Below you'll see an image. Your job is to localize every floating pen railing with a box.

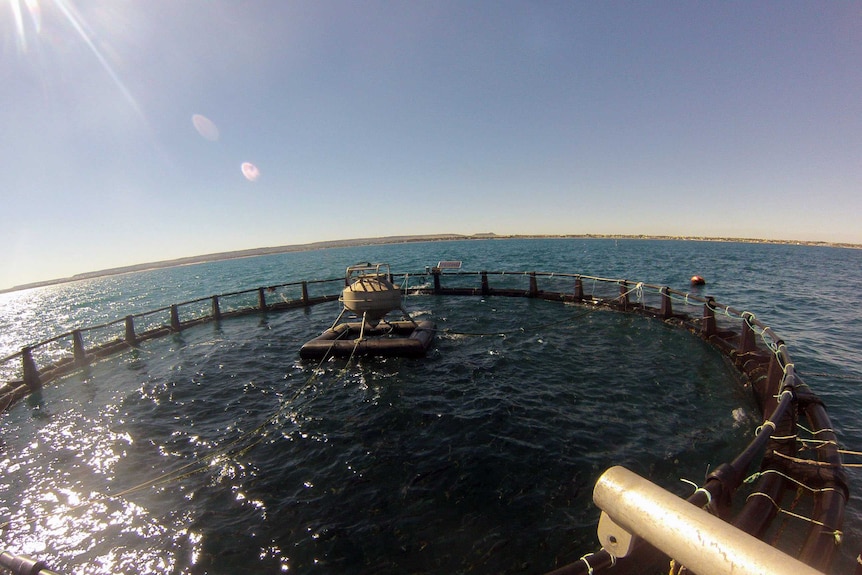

[0,270,795,413]
[0,268,847,572]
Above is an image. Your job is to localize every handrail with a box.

[0,270,791,403]
[592,466,825,575]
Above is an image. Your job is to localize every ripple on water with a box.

[1,297,753,573]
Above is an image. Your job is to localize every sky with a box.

[1,0,860,289]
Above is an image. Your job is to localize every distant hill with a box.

[3,233,859,294]
[2,234,468,293]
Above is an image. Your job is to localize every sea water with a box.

[0,238,860,574]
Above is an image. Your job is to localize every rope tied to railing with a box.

[579,551,614,574]
[744,469,846,496]
[745,490,844,545]
[619,281,644,303]
[755,420,777,436]
[680,477,712,508]
[772,451,860,468]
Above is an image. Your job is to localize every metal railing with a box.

[0,277,343,410]
[0,269,819,434]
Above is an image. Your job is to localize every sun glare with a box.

[52,0,143,117]
[7,0,41,53]
[5,0,144,119]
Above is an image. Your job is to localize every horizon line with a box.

[4,233,860,294]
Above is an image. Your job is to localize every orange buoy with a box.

[690,275,706,286]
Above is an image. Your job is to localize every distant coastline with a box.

[3,233,860,294]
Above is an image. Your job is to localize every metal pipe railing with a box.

[592,466,825,575]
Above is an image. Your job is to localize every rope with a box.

[770,433,798,442]
[618,282,644,301]
[772,451,862,468]
[755,420,777,436]
[746,491,843,544]
[694,487,712,506]
[579,551,614,573]
[679,478,712,507]
[797,423,836,436]
[744,469,846,496]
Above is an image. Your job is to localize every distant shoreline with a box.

[4,233,860,294]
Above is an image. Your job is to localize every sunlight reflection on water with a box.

[0,239,860,573]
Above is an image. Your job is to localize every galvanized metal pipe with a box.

[593,466,825,575]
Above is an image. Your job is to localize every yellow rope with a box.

[746,491,843,544]
[772,451,859,467]
[745,469,845,496]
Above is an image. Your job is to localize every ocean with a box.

[0,238,860,574]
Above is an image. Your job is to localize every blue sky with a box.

[2,1,860,289]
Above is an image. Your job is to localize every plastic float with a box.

[690,275,706,286]
[299,262,435,359]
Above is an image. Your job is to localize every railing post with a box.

[301,282,309,305]
[212,296,222,321]
[703,297,716,338]
[72,330,88,368]
[618,281,629,310]
[574,276,584,301]
[481,272,490,296]
[433,270,441,294]
[258,287,268,311]
[22,347,40,390]
[125,315,137,345]
[170,305,181,332]
[529,272,538,298]
[739,312,757,353]
[660,286,673,319]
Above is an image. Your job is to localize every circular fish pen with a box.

[0,268,848,574]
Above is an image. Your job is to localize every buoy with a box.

[690,275,706,286]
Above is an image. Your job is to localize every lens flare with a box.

[241,162,260,182]
[191,114,219,141]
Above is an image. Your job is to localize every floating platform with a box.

[299,320,436,359]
